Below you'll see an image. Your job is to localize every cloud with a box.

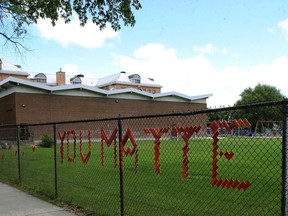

[114,43,288,107]
[194,43,216,55]
[193,43,228,56]
[278,19,288,40]
[115,43,218,105]
[222,48,228,56]
[36,16,119,48]
[62,63,98,78]
[62,63,99,85]
[268,28,275,34]
[62,63,78,74]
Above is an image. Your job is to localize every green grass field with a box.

[0,136,283,216]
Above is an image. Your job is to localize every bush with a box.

[39,133,54,148]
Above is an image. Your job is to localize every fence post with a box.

[118,115,124,216]
[16,125,21,182]
[282,101,288,216]
[53,124,58,198]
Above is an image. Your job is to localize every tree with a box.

[0,0,141,54]
[233,83,286,132]
[234,83,285,106]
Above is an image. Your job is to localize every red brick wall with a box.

[13,93,206,124]
[0,74,29,81]
[0,94,16,125]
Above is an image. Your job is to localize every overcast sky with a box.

[1,0,288,107]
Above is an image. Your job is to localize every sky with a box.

[1,0,288,107]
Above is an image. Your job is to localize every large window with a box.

[128,74,141,84]
[34,73,47,83]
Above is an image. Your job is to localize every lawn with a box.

[0,136,283,216]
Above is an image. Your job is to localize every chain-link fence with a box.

[0,100,287,215]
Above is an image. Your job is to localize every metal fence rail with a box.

[0,100,287,215]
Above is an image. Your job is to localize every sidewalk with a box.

[0,182,75,216]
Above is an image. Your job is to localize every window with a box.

[34,73,47,83]
[70,76,82,84]
[128,74,141,84]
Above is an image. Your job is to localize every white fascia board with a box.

[53,89,104,97]
[0,78,108,96]
[107,88,153,98]
[0,78,106,95]
[0,77,212,103]
[97,80,162,88]
[0,84,49,98]
[0,77,51,93]
[153,91,213,102]
[105,93,152,100]
[51,84,108,96]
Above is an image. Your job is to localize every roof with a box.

[0,58,29,76]
[96,71,162,88]
[28,72,98,86]
[0,58,22,71]
[0,77,212,103]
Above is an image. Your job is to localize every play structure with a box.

[254,121,282,137]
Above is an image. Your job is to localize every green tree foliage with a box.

[233,83,286,132]
[234,83,284,106]
[0,0,141,53]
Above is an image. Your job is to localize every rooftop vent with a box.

[15,65,22,69]
[77,74,84,78]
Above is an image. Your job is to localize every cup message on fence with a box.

[56,118,252,191]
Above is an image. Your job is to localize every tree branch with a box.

[0,32,31,56]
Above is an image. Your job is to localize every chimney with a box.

[56,69,66,86]
[0,59,2,70]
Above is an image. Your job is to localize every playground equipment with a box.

[254,121,282,137]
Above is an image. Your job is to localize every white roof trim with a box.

[0,77,212,103]
[0,70,29,76]
[153,91,212,101]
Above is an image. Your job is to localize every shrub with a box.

[39,133,54,148]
